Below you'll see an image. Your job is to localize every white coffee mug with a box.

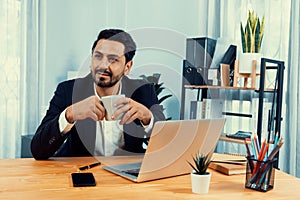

[101,94,125,120]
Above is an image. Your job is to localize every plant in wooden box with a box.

[188,152,212,194]
[239,10,265,74]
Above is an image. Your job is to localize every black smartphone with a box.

[71,172,96,187]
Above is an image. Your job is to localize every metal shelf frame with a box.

[180,58,285,167]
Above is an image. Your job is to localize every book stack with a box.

[190,99,224,119]
[209,153,247,175]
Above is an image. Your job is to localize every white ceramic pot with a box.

[190,171,211,194]
[238,53,262,74]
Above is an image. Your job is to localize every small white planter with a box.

[190,171,211,194]
[238,53,262,74]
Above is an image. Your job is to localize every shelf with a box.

[184,85,258,90]
[222,112,252,118]
[219,136,246,144]
[181,57,284,168]
[181,59,284,142]
[184,85,276,92]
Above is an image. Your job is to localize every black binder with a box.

[184,37,217,85]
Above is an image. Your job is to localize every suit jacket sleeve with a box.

[30,81,73,160]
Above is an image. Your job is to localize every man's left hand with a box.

[112,97,152,125]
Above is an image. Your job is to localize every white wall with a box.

[39,0,209,120]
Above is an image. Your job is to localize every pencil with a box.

[267,140,283,161]
[244,138,252,157]
[262,143,269,161]
[254,134,260,153]
[258,139,266,161]
[274,132,279,145]
[251,135,259,159]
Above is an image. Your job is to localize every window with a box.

[0,0,21,158]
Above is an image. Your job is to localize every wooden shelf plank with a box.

[184,85,275,92]
[184,85,257,90]
[219,136,245,144]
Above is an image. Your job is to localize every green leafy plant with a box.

[139,73,172,120]
[140,73,173,147]
[240,10,265,53]
[188,152,211,175]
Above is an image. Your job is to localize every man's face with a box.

[91,39,131,88]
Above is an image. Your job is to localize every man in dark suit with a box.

[31,29,165,160]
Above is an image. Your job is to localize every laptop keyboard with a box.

[123,168,140,177]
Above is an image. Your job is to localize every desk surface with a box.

[0,156,299,199]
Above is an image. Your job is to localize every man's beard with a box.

[92,69,123,88]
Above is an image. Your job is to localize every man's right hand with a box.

[65,96,106,123]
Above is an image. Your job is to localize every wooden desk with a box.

[0,156,299,199]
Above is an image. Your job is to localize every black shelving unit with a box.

[180,58,285,168]
[257,58,285,144]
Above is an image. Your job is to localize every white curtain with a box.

[282,0,300,178]
[0,0,21,158]
[20,0,40,138]
[0,0,39,158]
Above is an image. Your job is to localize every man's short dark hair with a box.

[91,29,136,63]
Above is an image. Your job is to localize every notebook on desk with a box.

[103,118,226,182]
[209,153,247,175]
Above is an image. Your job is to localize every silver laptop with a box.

[103,118,226,182]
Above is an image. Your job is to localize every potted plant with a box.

[188,152,212,194]
[139,73,172,120]
[239,10,265,74]
[139,73,173,147]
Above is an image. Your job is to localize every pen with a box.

[78,162,101,171]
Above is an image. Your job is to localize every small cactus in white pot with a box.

[188,152,212,194]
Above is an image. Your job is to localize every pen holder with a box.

[245,156,276,192]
